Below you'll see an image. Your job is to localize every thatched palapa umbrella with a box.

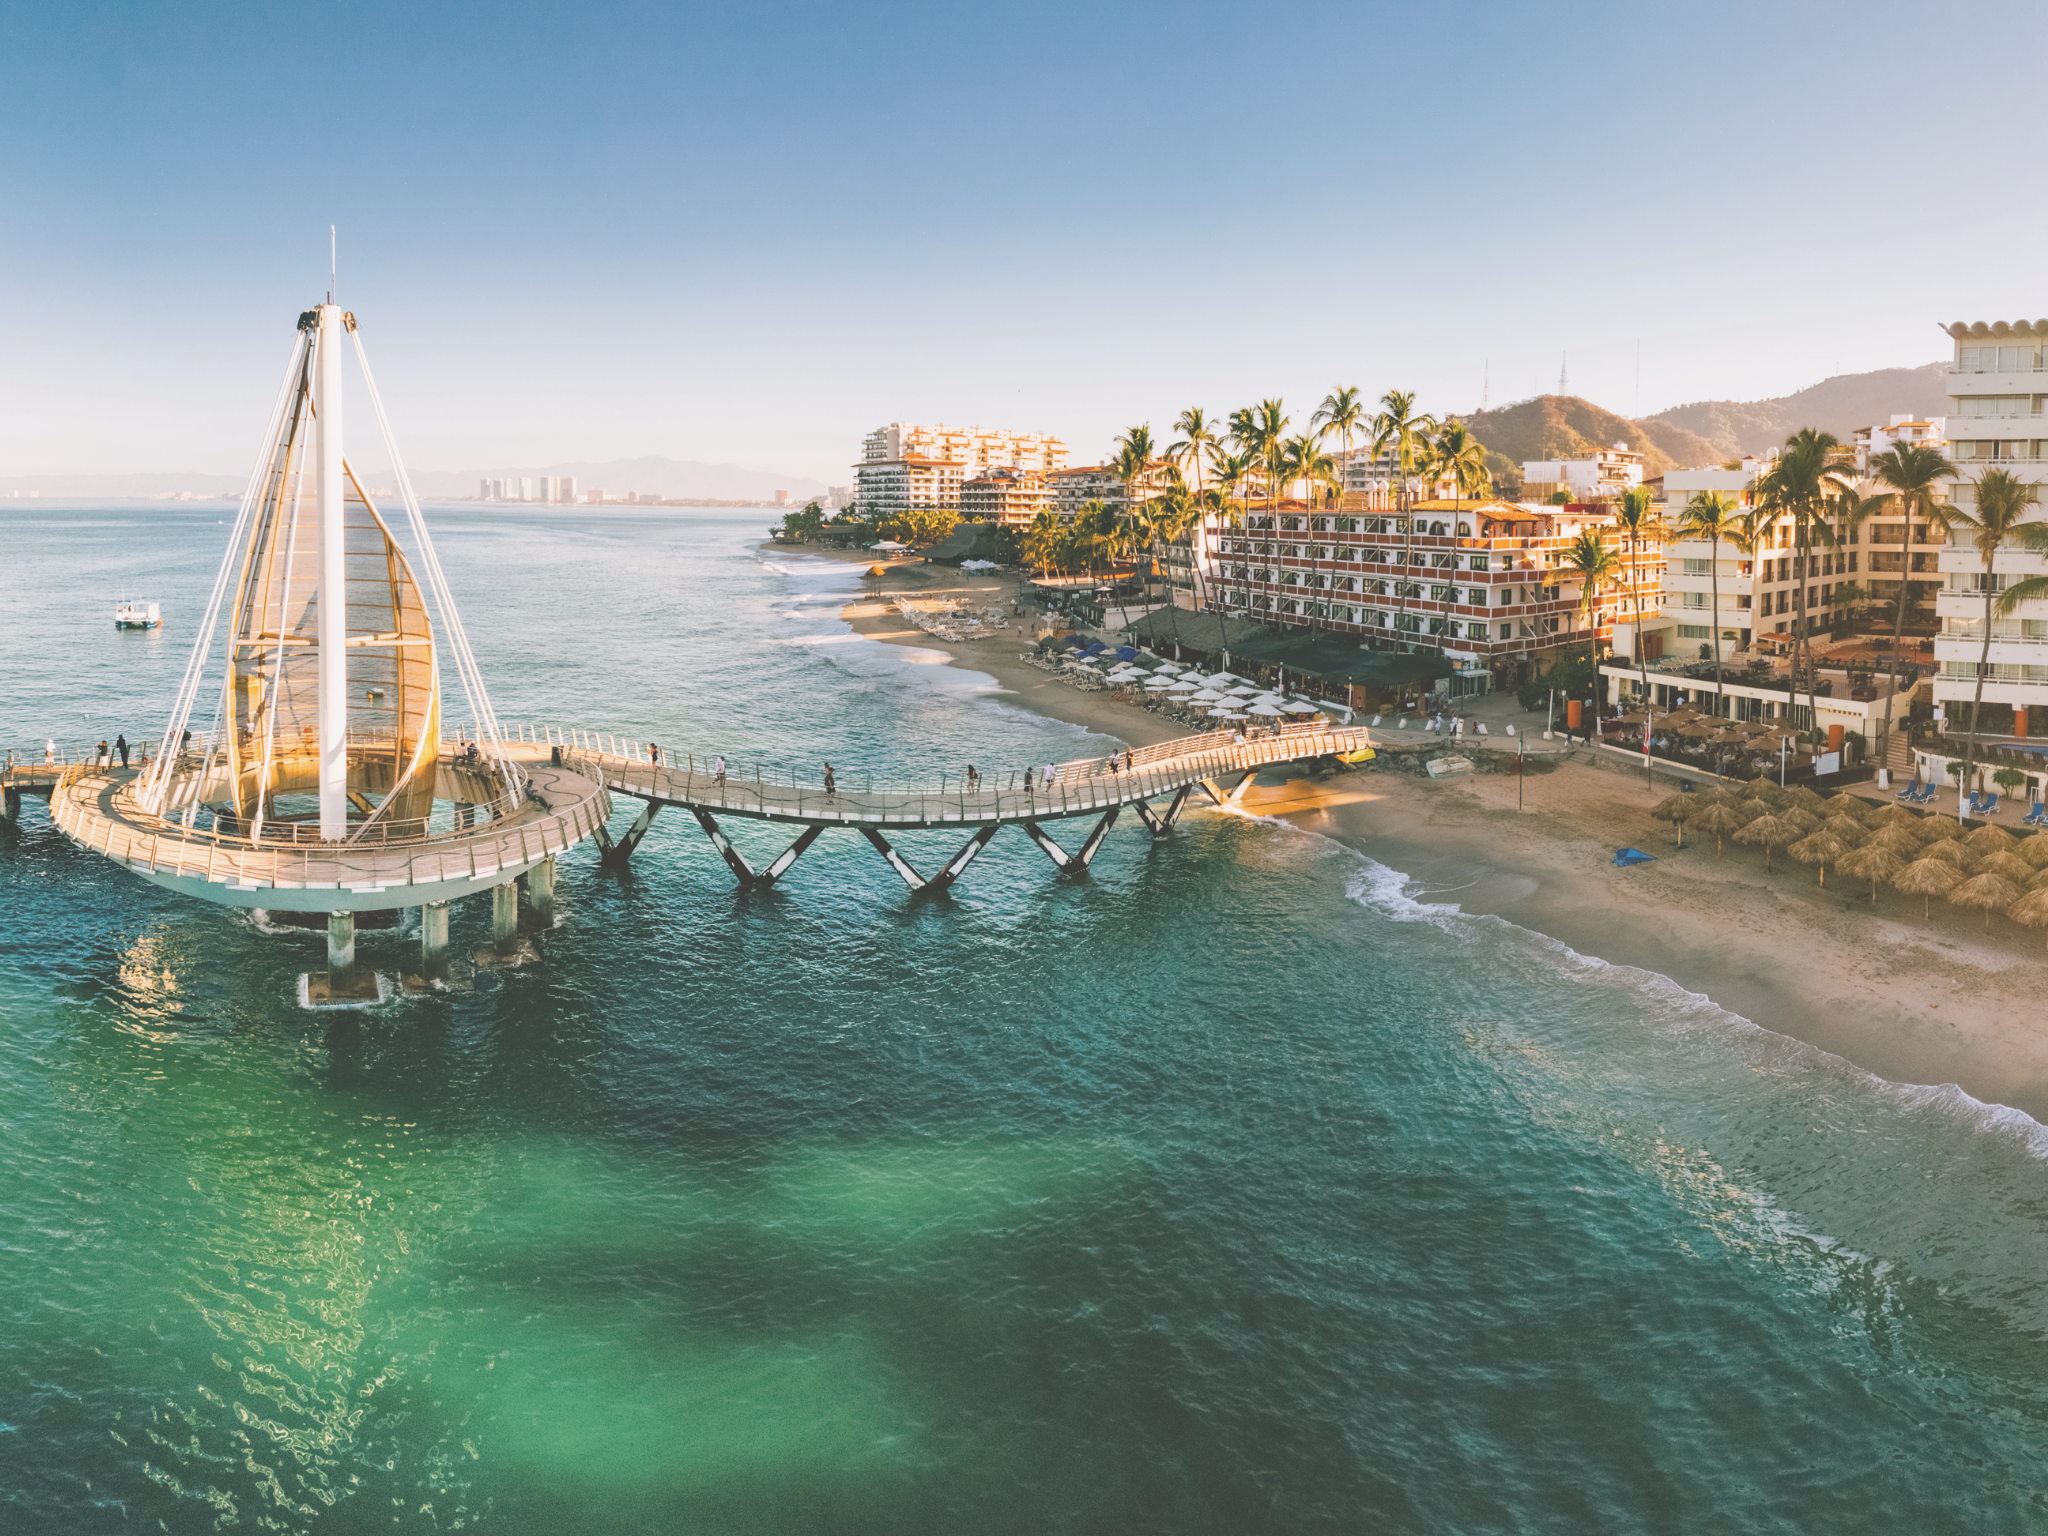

[2018,835,2048,869]
[1920,838,1973,870]
[1918,818,1965,844]
[1869,804,1924,832]
[1964,824,2018,858]
[1974,851,2034,884]
[2026,865,2048,892]
[1692,801,1749,856]
[1819,815,1868,848]
[1786,785,1829,815]
[1824,793,1873,821]
[1735,813,1799,872]
[2008,886,2048,948]
[1653,792,1702,847]
[1950,872,2022,933]
[1780,807,1822,836]
[1893,856,1963,920]
[1788,831,1847,886]
[1869,822,1924,856]
[1838,843,1906,903]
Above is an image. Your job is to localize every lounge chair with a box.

[2023,801,2046,826]
[1906,781,1935,805]
[1982,792,2001,817]
[1896,779,1919,800]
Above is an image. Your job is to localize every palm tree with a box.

[1312,386,1367,508]
[1284,434,1339,630]
[1167,408,1218,496]
[1671,490,1749,717]
[1371,390,1438,648]
[1432,420,1493,503]
[1210,449,1255,614]
[1113,423,1156,512]
[1864,440,1958,768]
[1757,429,1852,751]
[1562,529,1616,662]
[1944,468,2048,810]
[1612,485,1662,717]
[1022,507,1064,577]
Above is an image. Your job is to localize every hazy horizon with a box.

[3,0,2036,482]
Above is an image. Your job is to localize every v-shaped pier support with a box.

[696,809,821,888]
[1130,784,1195,838]
[1198,771,1258,809]
[1022,806,1120,872]
[595,800,662,865]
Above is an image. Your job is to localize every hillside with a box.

[1645,363,1951,460]
[1455,396,1720,480]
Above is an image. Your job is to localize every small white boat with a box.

[114,600,162,630]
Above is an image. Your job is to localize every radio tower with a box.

[1558,353,1569,397]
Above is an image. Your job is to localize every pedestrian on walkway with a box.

[1024,767,1035,795]
[713,755,727,785]
[966,764,979,791]
[45,739,56,764]
[823,762,836,798]
[97,739,109,768]
[116,734,129,768]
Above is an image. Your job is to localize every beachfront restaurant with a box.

[1598,655,1905,768]
[1124,610,1446,711]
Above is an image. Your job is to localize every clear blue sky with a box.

[1,0,2034,481]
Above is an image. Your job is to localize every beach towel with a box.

[1613,848,1656,867]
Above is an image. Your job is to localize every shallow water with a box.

[4,503,2048,1533]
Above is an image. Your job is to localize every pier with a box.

[521,717,1374,893]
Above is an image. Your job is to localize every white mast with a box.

[315,304,348,839]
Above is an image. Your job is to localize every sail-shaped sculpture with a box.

[52,303,610,996]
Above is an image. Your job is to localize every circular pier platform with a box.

[49,743,609,912]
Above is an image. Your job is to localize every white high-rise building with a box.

[1926,318,2048,799]
[854,423,1066,513]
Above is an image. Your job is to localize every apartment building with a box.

[854,422,1066,514]
[1198,498,1641,680]
[1520,445,1644,503]
[1853,414,1946,473]
[959,467,1047,526]
[1044,461,1175,521]
[1931,318,2048,761]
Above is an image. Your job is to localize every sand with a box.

[791,540,2048,1121]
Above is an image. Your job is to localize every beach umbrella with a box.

[1869,823,1923,856]
[1154,662,1183,674]
[1735,813,1799,872]
[1838,842,1906,902]
[1779,807,1822,835]
[1825,793,1874,822]
[1691,801,1748,855]
[1964,824,2018,857]
[1949,872,2022,933]
[1144,677,1177,691]
[1677,721,1717,739]
[1920,838,1973,870]
[1869,804,1924,831]
[1916,817,1964,843]
[1187,689,1225,703]
[2028,867,2048,892]
[1819,815,1868,848]
[1282,700,1320,714]
[1165,679,1199,692]
[2020,835,2048,869]
[1652,791,1701,847]
[1893,856,1963,920]
[1246,702,1283,717]
[1785,785,1828,813]
[1743,775,1785,805]
[1974,850,2034,884]
[2008,886,2048,948]
[1788,831,1847,886]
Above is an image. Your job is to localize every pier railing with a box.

[533,719,1370,827]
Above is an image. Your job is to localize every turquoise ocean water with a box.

[5,502,2048,1533]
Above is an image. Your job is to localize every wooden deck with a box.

[44,743,610,912]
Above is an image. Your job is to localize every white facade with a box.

[1521,445,1644,503]
[860,423,1067,476]
[1933,319,2048,743]
[1852,415,1946,473]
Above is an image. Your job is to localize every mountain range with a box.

[0,456,830,503]
[1458,362,1953,479]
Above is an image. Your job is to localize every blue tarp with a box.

[1613,848,1656,867]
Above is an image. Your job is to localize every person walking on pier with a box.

[1023,766,1035,796]
[96,739,109,768]
[966,764,978,792]
[713,755,727,786]
[823,762,836,798]
[116,734,129,768]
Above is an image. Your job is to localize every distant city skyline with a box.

[2,0,2039,483]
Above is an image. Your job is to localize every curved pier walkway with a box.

[537,719,1374,893]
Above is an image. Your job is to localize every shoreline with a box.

[789,540,2048,1124]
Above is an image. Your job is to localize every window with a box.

[1468,588,1486,605]
[1468,553,1491,571]
[1681,558,1713,576]
[1433,553,1455,567]
[1430,583,1455,601]
[1681,592,1709,609]
[1678,624,1712,639]
[1498,622,1513,639]
[1468,621,1490,639]
[1428,617,1450,635]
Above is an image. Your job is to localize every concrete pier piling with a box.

[528,855,556,923]
[420,901,449,980]
[328,910,355,986]
[3,786,19,825]
[492,880,519,953]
